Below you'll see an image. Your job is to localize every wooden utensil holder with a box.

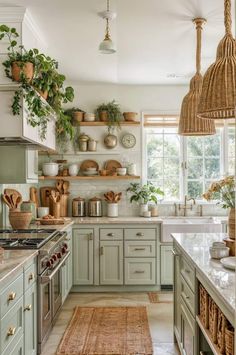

[60,194,69,217]
[52,202,61,219]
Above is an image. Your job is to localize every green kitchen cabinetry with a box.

[160,245,173,285]
[62,228,73,302]
[73,228,94,285]
[24,283,37,355]
[100,240,123,285]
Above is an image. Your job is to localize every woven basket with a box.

[217,310,229,353]
[123,112,138,122]
[73,111,84,123]
[225,326,235,355]
[199,284,209,328]
[9,211,32,229]
[209,297,218,343]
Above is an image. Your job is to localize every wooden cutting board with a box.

[30,187,39,207]
[40,187,57,207]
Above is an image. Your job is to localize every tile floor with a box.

[41,292,180,355]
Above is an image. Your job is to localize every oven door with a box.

[51,266,62,321]
[38,274,52,350]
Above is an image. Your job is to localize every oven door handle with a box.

[40,252,71,284]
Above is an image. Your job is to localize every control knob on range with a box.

[52,254,57,261]
[45,259,52,267]
[63,243,68,250]
[57,252,62,259]
[61,247,66,254]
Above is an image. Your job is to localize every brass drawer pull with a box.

[134,270,145,274]
[100,246,104,255]
[136,233,144,237]
[8,292,16,301]
[107,233,114,237]
[24,304,32,311]
[134,248,146,251]
[7,327,16,336]
[88,233,93,240]
[28,273,34,281]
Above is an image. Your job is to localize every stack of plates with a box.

[220,257,236,270]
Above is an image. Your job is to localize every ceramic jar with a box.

[107,203,118,217]
[88,139,97,151]
[128,163,137,176]
[140,203,148,217]
[69,163,79,176]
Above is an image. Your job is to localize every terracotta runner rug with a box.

[56,306,153,355]
[147,292,173,304]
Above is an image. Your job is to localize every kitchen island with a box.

[172,232,235,355]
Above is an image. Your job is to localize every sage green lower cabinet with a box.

[100,241,123,285]
[181,302,195,355]
[62,230,73,302]
[124,258,155,285]
[173,247,181,345]
[24,283,37,355]
[73,229,94,285]
[161,245,173,285]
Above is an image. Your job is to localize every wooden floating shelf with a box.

[39,175,140,181]
[196,316,221,355]
[79,121,140,126]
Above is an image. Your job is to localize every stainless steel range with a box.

[0,228,71,354]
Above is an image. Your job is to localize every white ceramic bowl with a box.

[42,163,58,176]
[209,246,230,259]
[86,167,97,172]
[37,207,49,218]
[116,168,127,176]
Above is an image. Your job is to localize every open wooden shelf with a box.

[79,121,140,126]
[39,175,140,181]
[196,316,221,355]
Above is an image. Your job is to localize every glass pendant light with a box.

[178,18,216,135]
[99,0,116,54]
[198,0,236,119]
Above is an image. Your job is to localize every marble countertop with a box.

[0,249,38,286]
[172,233,235,315]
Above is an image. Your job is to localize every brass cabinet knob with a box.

[7,327,16,336]
[107,233,114,237]
[24,304,32,311]
[88,233,93,240]
[8,292,16,301]
[136,232,144,237]
[28,273,34,281]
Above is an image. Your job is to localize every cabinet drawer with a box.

[124,228,156,240]
[100,228,123,240]
[0,274,23,318]
[0,298,23,354]
[125,258,156,285]
[125,241,156,257]
[24,261,37,291]
[181,276,195,316]
[181,257,195,292]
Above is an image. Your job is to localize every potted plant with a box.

[203,176,235,239]
[95,100,122,131]
[64,107,85,125]
[127,182,164,216]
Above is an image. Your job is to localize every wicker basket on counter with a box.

[199,284,209,328]
[217,310,229,354]
[209,297,218,343]
[225,326,234,355]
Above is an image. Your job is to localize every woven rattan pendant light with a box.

[198,0,236,119]
[178,18,216,135]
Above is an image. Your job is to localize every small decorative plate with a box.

[220,256,236,270]
[121,133,136,148]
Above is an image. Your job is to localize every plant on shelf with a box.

[127,182,164,216]
[64,107,85,125]
[203,176,235,239]
[95,100,122,132]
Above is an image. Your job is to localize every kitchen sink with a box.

[161,217,223,242]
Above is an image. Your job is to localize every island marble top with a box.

[172,233,235,316]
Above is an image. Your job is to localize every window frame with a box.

[142,111,235,203]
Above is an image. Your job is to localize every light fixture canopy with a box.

[99,0,116,54]
[178,18,216,136]
[198,0,236,119]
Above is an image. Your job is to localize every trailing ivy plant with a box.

[95,100,122,132]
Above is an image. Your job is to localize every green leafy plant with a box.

[127,182,164,204]
[95,100,122,132]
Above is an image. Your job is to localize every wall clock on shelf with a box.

[121,133,136,148]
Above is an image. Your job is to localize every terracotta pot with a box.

[72,111,84,124]
[100,110,108,122]
[9,211,32,229]
[11,61,34,82]
[228,208,235,239]
[39,90,48,100]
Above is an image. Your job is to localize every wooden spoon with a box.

[63,181,70,194]
[2,194,14,209]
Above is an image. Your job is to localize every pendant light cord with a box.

[194,19,204,74]
[225,0,232,35]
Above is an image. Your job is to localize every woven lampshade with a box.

[198,0,236,119]
[178,18,216,136]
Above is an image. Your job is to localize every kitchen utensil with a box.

[2,194,14,209]
[116,167,127,176]
[72,197,86,217]
[104,160,122,172]
[37,207,50,218]
[4,189,22,209]
[9,211,32,229]
[69,164,79,176]
[88,139,97,151]
[88,197,102,217]
[220,256,236,270]
[107,203,118,218]
[209,246,230,259]
[42,162,59,176]
[21,201,37,221]
[56,180,64,194]
[40,187,57,207]
[30,187,39,207]
[104,133,117,149]
[80,160,99,172]
[63,181,70,194]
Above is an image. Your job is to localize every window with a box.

[144,114,235,201]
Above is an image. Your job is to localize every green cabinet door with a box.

[73,229,94,285]
[100,241,123,285]
[161,245,173,285]
[173,246,181,346]
[24,283,37,355]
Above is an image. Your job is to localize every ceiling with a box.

[1,0,236,84]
